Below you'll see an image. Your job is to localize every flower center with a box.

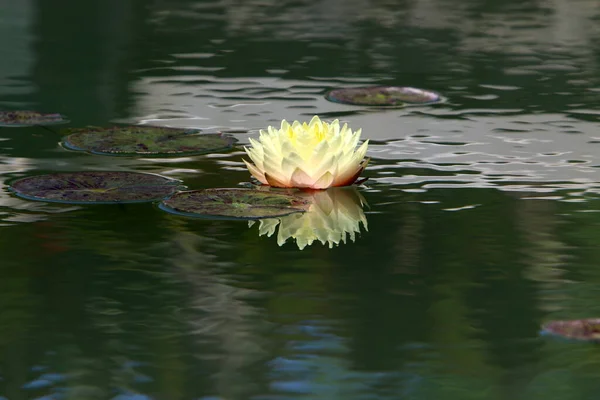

[314,127,326,142]
[286,124,328,145]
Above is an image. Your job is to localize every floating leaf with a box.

[62,125,238,157]
[159,188,311,220]
[325,86,442,107]
[0,110,69,127]
[541,318,600,342]
[9,171,181,204]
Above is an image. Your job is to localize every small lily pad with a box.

[159,188,311,220]
[541,318,600,342]
[325,86,442,107]
[62,125,237,157]
[9,171,181,204]
[0,110,69,127]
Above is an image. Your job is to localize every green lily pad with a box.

[61,125,238,157]
[159,188,311,220]
[325,86,442,107]
[9,171,182,204]
[541,318,600,342]
[0,110,69,127]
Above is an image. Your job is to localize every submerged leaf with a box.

[541,318,600,342]
[0,110,69,127]
[9,171,181,204]
[62,125,238,157]
[159,188,311,220]
[325,86,442,107]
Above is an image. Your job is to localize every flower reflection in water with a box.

[249,187,368,250]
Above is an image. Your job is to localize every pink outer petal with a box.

[264,173,291,188]
[332,158,370,187]
[290,168,317,188]
[243,159,268,185]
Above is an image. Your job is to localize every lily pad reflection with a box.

[325,86,442,107]
[9,171,181,204]
[248,187,368,250]
[541,318,600,342]
[160,188,311,220]
[62,125,237,157]
[0,110,69,127]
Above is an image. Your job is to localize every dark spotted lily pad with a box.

[325,86,442,107]
[541,318,600,342]
[0,110,69,127]
[159,188,311,220]
[62,125,237,157]
[9,171,181,204]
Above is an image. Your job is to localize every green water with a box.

[2,0,600,398]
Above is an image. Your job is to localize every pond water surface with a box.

[2,0,600,399]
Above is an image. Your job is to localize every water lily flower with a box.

[248,187,368,250]
[244,116,369,189]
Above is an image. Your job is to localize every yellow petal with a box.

[308,115,322,130]
[281,152,306,177]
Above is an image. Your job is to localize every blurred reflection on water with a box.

[2,0,600,398]
[248,187,368,250]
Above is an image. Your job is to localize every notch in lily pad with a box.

[159,188,311,220]
[0,110,70,127]
[541,318,600,342]
[61,125,238,157]
[325,86,442,107]
[9,171,182,204]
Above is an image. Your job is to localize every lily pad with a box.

[0,110,69,127]
[62,125,238,157]
[159,188,311,220]
[325,86,442,107]
[9,171,181,204]
[541,318,600,342]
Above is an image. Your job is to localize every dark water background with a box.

[2,0,600,398]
